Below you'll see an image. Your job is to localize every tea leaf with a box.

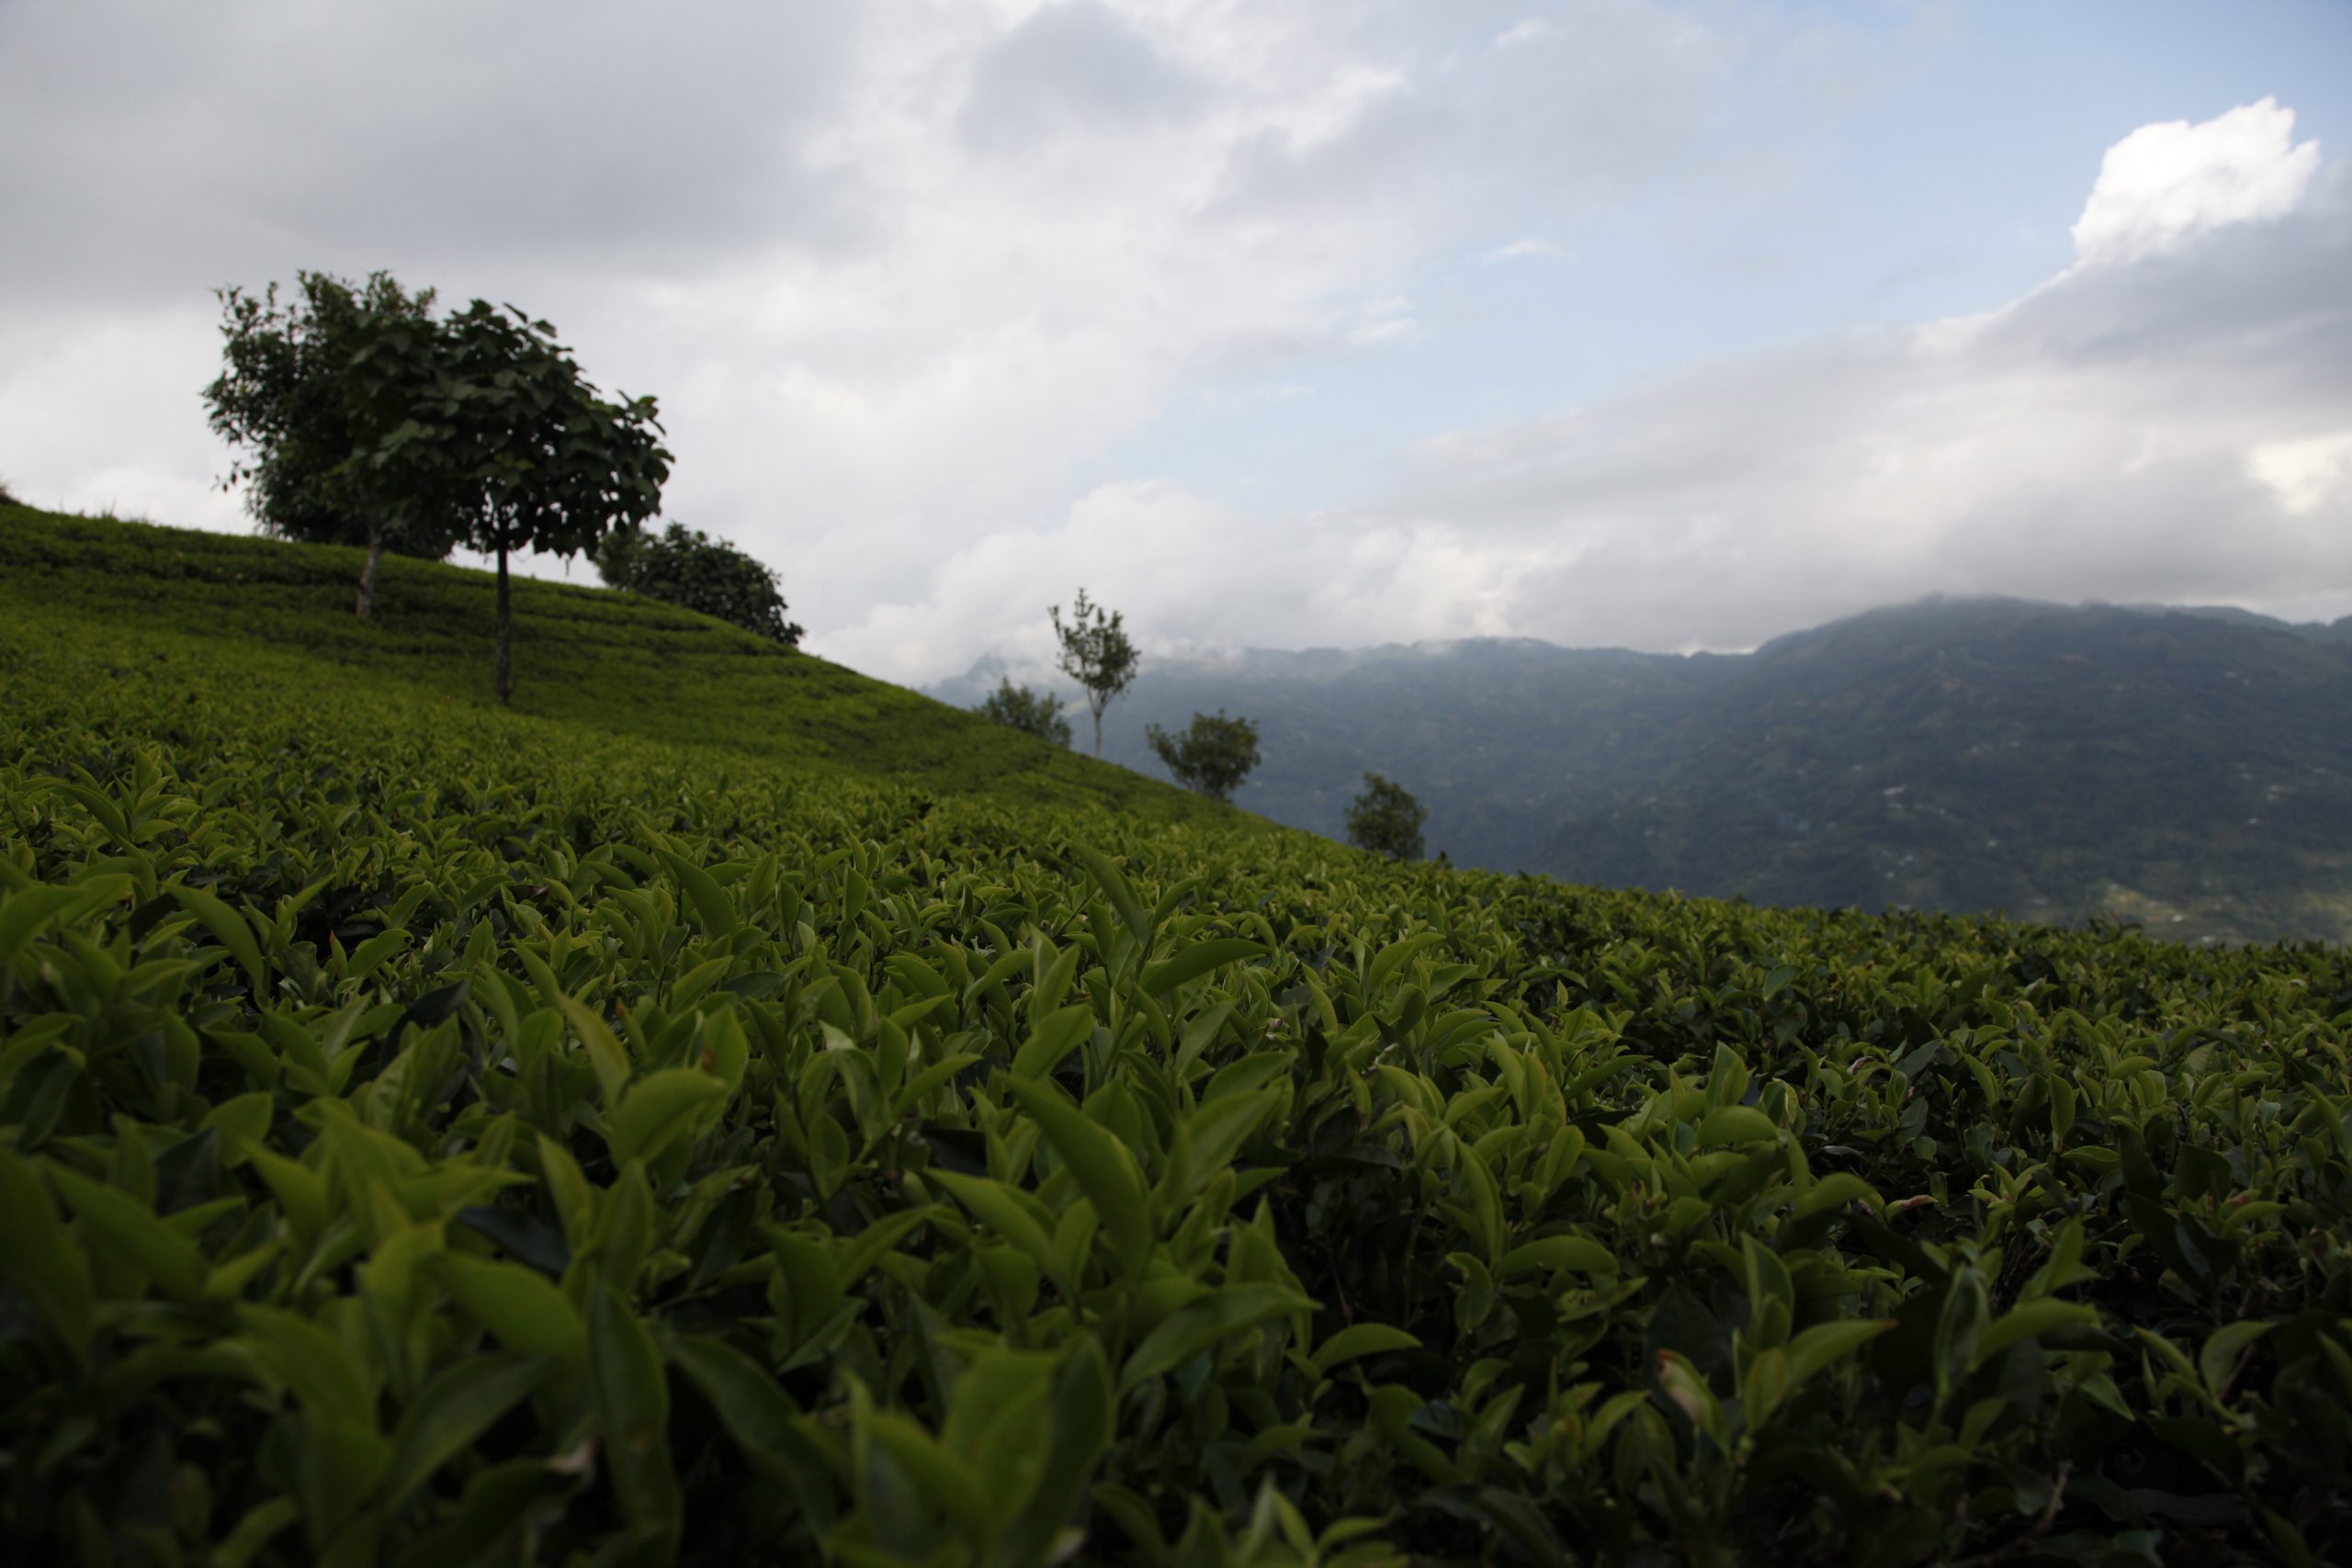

[1121,1283,1315,1392]
[589,1282,680,1550]
[0,1148,94,1362]
[1001,1077,1151,1272]
[384,1351,550,1508]
[1143,938,1267,998]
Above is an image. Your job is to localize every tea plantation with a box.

[4,505,2350,1566]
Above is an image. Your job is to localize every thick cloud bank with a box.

[2,2,2345,682]
[879,102,2352,682]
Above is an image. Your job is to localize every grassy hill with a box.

[0,503,1239,828]
[5,505,2352,1565]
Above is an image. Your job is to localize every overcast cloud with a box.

[2,3,2347,684]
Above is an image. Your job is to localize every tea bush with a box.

[3,509,2351,1566]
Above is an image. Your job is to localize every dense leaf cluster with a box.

[978,678,1075,749]
[4,513,2352,1566]
[597,523,803,648]
[202,269,460,568]
[1345,773,1426,863]
[1146,711,1262,803]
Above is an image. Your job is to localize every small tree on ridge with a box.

[1147,710,1261,802]
[976,678,1073,747]
[1050,589,1138,756]
[1346,772,1426,860]
[598,521,802,646]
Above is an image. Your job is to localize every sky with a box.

[4,0,2349,686]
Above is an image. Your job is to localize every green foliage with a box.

[4,504,2352,1565]
[341,296,671,704]
[976,677,1073,748]
[1147,710,1262,803]
[1345,773,1426,861]
[1052,589,1140,757]
[597,522,803,647]
[202,270,463,615]
[0,506,1240,828]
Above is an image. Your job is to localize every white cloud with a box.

[0,306,240,529]
[6,9,2346,691]
[836,479,1544,686]
[2071,97,2321,268]
[1478,237,1560,263]
[3,0,1768,677]
[883,108,2352,678]
[2250,431,2352,514]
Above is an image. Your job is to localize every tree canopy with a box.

[598,522,802,647]
[341,298,670,703]
[1345,771,1427,860]
[1146,709,1261,802]
[202,270,463,616]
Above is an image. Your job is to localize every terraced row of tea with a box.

[2,509,2349,1565]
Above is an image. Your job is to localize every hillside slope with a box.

[1545,598,2352,944]
[939,600,2352,944]
[936,640,1739,869]
[6,504,2352,1562]
[0,504,1242,829]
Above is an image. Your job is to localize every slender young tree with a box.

[202,270,463,617]
[342,301,670,704]
[1049,589,1139,757]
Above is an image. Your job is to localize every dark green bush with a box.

[1345,772,1426,861]
[977,676,1074,747]
[598,521,802,647]
[1146,710,1261,802]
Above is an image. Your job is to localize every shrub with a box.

[598,522,802,646]
[1345,770,1427,860]
[975,676,1073,746]
[1146,708,1261,801]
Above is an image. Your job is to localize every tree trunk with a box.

[1091,703,1103,757]
[494,542,514,705]
[355,522,385,620]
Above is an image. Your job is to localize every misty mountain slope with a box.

[1545,599,2352,942]
[936,639,1740,868]
[933,596,2352,942]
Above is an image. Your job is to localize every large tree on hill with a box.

[203,270,468,617]
[342,299,670,704]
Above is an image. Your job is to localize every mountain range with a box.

[929,597,2352,944]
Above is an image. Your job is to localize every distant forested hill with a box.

[932,598,2352,943]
